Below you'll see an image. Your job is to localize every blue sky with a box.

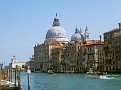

[0,0,121,65]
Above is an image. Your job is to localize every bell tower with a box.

[11,55,17,62]
[84,26,90,41]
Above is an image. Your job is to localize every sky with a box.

[0,0,121,65]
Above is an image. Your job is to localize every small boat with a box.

[86,68,106,78]
[47,70,54,74]
[1,80,18,87]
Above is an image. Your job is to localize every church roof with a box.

[85,40,104,46]
[71,27,84,42]
[45,14,69,43]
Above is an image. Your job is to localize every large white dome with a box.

[45,14,69,42]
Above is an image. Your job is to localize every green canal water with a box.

[21,72,121,90]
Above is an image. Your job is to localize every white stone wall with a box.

[12,62,25,70]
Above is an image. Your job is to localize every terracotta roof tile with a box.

[85,40,104,46]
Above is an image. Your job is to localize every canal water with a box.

[21,72,121,90]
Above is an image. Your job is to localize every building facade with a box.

[61,41,83,73]
[82,40,104,72]
[51,44,66,72]
[103,23,121,73]
[34,40,66,72]
[25,55,34,71]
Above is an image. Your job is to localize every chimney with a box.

[99,35,102,43]
[118,23,121,29]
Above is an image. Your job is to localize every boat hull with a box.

[47,70,54,74]
[86,74,106,79]
[87,74,100,78]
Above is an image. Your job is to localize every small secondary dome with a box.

[71,27,84,42]
[45,14,69,43]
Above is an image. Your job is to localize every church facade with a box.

[9,55,26,70]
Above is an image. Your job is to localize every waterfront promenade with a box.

[21,72,121,90]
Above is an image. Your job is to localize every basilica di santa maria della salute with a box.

[31,13,102,73]
[25,14,121,73]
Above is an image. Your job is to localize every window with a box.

[22,65,25,68]
[78,53,79,56]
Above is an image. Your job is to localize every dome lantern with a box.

[53,13,60,26]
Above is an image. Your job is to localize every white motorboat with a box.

[47,70,54,74]
[86,68,106,78]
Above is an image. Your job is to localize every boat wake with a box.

[106,75,120,77]
[99,76,111,79]
[99,75,117,79]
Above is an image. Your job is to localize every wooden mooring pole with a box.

[27,66,31,90]
[10,68,13,82]
[18,67,21,90]
[0,67,1,90]
[15,66,17,87]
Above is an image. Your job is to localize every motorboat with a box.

[47,70,54,74]
[86,68,106,78]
